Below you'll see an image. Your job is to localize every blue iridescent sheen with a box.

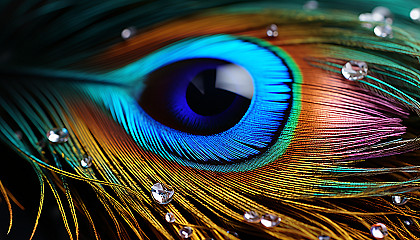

[98,35,301,171]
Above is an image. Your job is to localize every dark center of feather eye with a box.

[139,58,254,135]
[186,68,251,116]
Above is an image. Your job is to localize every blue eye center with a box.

[139,58,253,135]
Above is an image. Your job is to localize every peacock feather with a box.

[1,0,420,239]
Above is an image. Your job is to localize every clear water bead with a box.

[303,0,318,10]
[370,223,388,239]
[121,27,137,40]
[359,13,374,22]
[151,182,174,204]
[358,13,375,28]
[341,61,368,81]
[318,235,331,240]
[374,24,393,38]
[391,195,410,205]
[165,212,176,223]
[410,8,420,22]
[80,155,93,168]
[178,226,193,238]
[227,230,239,237]
[46,128,69,143]
[260,213,281,228]
[403,218,414,226]
[243,210,261,223]
[266,24,278,37]
[372,6,393,23]
[359,7,393,29]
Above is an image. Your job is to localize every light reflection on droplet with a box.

[303,0,318,10]
[80,155,93,168]
[165,212,176,223]
[151,182,174,204]
[391,195,410,206]
[359,13,375,28]
[266,24,278,37]
[341,61,368,81]
[227,230,239,238]
[359,13,374,22]
[372,6,392,23]
[410,8,420,22]
[178,226,193,238]
[318,235,331,240]
[243,210,261,223]
[46,128,69,143]
[260,213,281,228]
[402,217,414,226]
[374,24,393,38]
[370,223,388,239]
[359,6,393,29]
[121,26,137,40]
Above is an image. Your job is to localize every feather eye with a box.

[95,35,300,170]
[1,1,420,240]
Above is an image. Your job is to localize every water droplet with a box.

[260,213,281,228]
[266,24,278,37]
[358,13,375,28]
[80,155,93,168]
[359,7,393,29]
[370,223,388,239]
[151,182,174,204]
[384,18,393,25]
[46,128,69,143]
[227,230,239,237]
[372,6,393,23]
[303,0,318,10]
[410,8,420,22]
[165,212,176,223]
[341,61,368,81]
[318,235,331,240]
[392,195,410,205]
[359,13,374,22]
[121,27,137,40]
[178,226,193,238]
[243,210,261,223]
[374,24,393,38]
[402,217,414,226]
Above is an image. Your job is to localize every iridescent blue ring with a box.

[104,34,302,172]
